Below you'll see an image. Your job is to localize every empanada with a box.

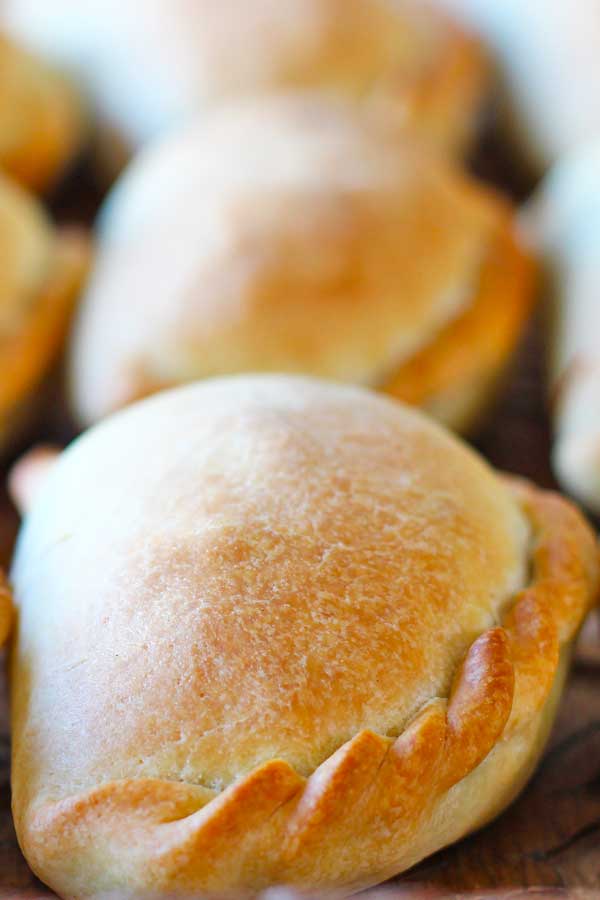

[10,375,599,897]
[0,171,88,453]
[69,94,535,432]
[2,0,487,163]
[0,34,85,191]
[436,0,600,171]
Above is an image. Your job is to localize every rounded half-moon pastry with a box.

[0,171,88,453]
[69,94,535,432]
[436,0,600,172]
[2,0,487,163]
[10,375,599,897]
[0,33,85,192]
[526,139,600,513]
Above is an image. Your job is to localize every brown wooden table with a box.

[0,138,598,898]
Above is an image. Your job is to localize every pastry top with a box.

[0,172,54,335]
[70,94,511,425]
[0,35,84,191]
[2,0,486,152]
[12,375,530,809]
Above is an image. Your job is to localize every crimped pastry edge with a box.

[16,477,599,898]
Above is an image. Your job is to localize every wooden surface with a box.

[0,144,599,898]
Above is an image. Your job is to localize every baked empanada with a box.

[0,34,85,191]
[10,375,599,897]
[0,171,88,452]
[69,94,535,432]
[2,0,487,163]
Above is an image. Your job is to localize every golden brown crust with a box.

[382,215,537,430]
[10,380,598,897]
[17,479,598,895]
[0,228,90,453]
[502,479,599,727]
[0,36,86,192]
[15,378,530,803]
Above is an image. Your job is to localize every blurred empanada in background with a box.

[69,94,535,432]
[0,33,85,192]
[435,0,600,172]
[0,172,88,454]
[2,0,488,171]
[528,139,600,514]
